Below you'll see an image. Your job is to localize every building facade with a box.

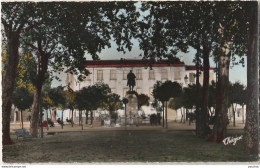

[66,59,215,99]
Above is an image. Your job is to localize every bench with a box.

[15,129,32,140]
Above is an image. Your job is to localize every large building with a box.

[66,59,215,99]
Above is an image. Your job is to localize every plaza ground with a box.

[3,121,258,163]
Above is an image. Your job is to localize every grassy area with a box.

[3,130,258,163]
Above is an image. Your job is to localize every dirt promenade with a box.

[9,120,245,134]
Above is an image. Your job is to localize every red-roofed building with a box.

[66,59,216,99]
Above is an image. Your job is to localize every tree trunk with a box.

[245,4,258,155]
[195,48,201,136]
[242,105,244,124]
[165,101,168,129]
[85,110,89,124]
[162,102,165,128]
[61,110,64,129]
[30,88,41,137]
[199,42,210,137]
[46,109,49,121]
[21,111,23,129]
[232,103,235,127]
[180,108,183,123]
[81,111,83,130]
[30,41,49,137]
[208,40,231,143]
[90,110,93,125]
[2,32,20,145]
[39,101,43,138]
[71,109,74,127]
[183,108,185,124]
[79,111,81,126]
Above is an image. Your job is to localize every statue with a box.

[127,70,136,91]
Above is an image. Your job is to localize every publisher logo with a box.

[222,135,243,145]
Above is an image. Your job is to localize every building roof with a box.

[85,59,215,71]
[85,59,185,68]
[185,65,215,71]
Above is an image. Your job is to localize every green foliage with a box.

[153,80,182,102]
[13,87,33,111]
[48,86,68,110]
[103,93,122,114]
[137,93,150,109]
[75,82,112,111]
[183,83,202,109]
[229,81,246,106]
[168,97,184,111]
[138,2,253,66]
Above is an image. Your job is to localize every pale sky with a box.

[95,41,248,86]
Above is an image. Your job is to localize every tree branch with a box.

[10,4,20,21]
[26,43,38,51]
[20,20,43,33]
[1,17,9,29]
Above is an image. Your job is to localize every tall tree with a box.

[244,3,258,155]
[137,93,150,110]
[13,87,33,129]
[228,82,245,127]
[209,2,254,143]
[3,2,139,138]
[1,2,43,144]
[64,86,76,127]
[153,81,182,128]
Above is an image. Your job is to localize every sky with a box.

[87,40,247,86]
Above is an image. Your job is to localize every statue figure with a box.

[127,70,136,91]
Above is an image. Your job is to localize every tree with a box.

[244,3,258,155]
[13,87,33,129]
[2,2,140,138]
[137,93,150,110]
[103,93,122,124]
[153,81,182,128]
[1,2,49,144]
[74,90,85,130]
[208,2,254,143]
[48,86,68,129]
[208,81,217,117]
[64,86,76,127]
[228,82,245,127]
[168,96,184,123]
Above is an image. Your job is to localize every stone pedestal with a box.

[125,93,138,117]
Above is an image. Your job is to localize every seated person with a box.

[57,118,63,125]
[47,118,54,127]
[66,117,72,123]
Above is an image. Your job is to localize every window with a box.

[97,70,103,81]
[149,70,155,80]
[111,88,116,94]
[174,71,181,80]
[110,70,116,80]
[136,69,142,80]
[189,73,195,83]
[123,70,128,80]
[161,69,168,80]
[136,88,142,94]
